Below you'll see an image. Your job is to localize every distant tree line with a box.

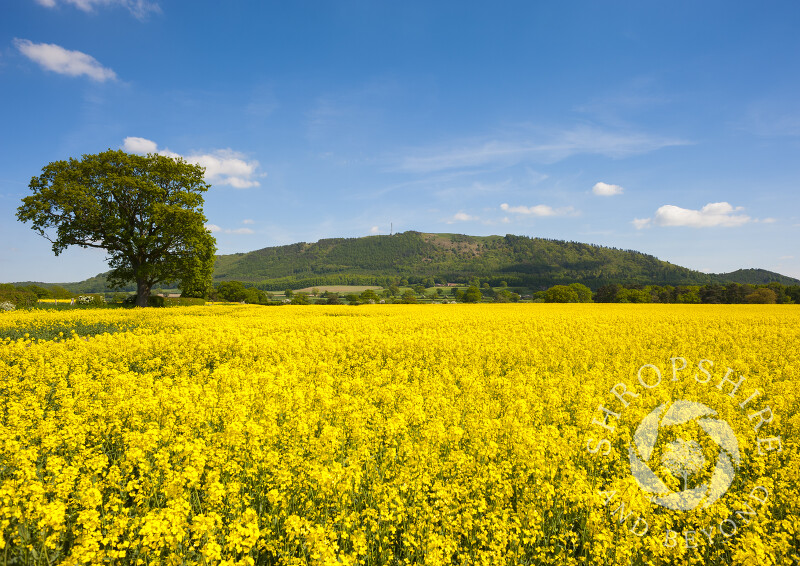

[588,282,799,304]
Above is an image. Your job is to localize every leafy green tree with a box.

[0,285,38,308]
[699,284,725,304]
[544,285,579,303]
[766,282,790,304]
[594,284,620,303]
[618,288,652,303]
[675,287,701,304]
[217,281,248,302]
[462,286,482,303]
[360,289,379,303]
[494,289,511,303]
[49,286,73,300]
[412,284,426,295]
[745,288,777,304]
[569,283,593,303]
[785,285,800,304]
[25,285,52,299]
[401,290,417,304]
[284,289,294,299]
[17,150,215,307]
[244,287,269,304]
[291,293,310,305]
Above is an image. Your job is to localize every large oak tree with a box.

[17,149,216,307]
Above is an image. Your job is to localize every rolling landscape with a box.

[20,231,800,294]
[4,2,800,563]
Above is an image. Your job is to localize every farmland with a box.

[0,304,798,565]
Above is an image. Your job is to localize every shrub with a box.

[0,284,37,308]
[164,297,206,307]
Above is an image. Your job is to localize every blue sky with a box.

[2,0,800,283]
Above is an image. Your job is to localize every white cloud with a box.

[122,137,263,188]
[592,181,624,196]
[204,224,254,235]
[446,212,477,224]
[14,38,116,82]
[500,203,575,217]
[370,226,380,234]
[122,136,158,154]
[34,0,160,19]
[634,202,752,229]
[242,219,255,225]
[394,125,689,174]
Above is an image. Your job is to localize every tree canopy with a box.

[17,149,216,307]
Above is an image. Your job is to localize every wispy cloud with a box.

[33,0,160,19]
[393,125,688,174]
[446,211,477,224]
[14,38,116,82]
[122,137,264,188]
[633,202,752,229]
[592,181,624,196]
[500,203,576,217]
[737,97,800,137]
[204,224,254,235]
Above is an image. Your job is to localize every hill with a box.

[15,232,800,293]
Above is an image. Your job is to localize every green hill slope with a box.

[19,232,799,292]
[209,231,798,290]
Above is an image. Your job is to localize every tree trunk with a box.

[136,279,151,307]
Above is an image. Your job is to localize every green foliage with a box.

[462,286,482,303]
[401,290,417,304]
[569,283,593,303]
[360,289,379,303]
[745,288,777,304]
[147,295,165,308]
[0,284,38,309]
[216,281,248,302]
[324,292,342,305]
[17,149,216,307]
[544,285,579,303]
[164,297,206,307]
[617,288,652,303]
[201,231,800,292]
[16,232,800,299]
[291,293,310,305]
[50,285,74,299]
[593,282,796,304]
[0,320,137,342]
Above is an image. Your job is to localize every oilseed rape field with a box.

[0,304,798,565]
